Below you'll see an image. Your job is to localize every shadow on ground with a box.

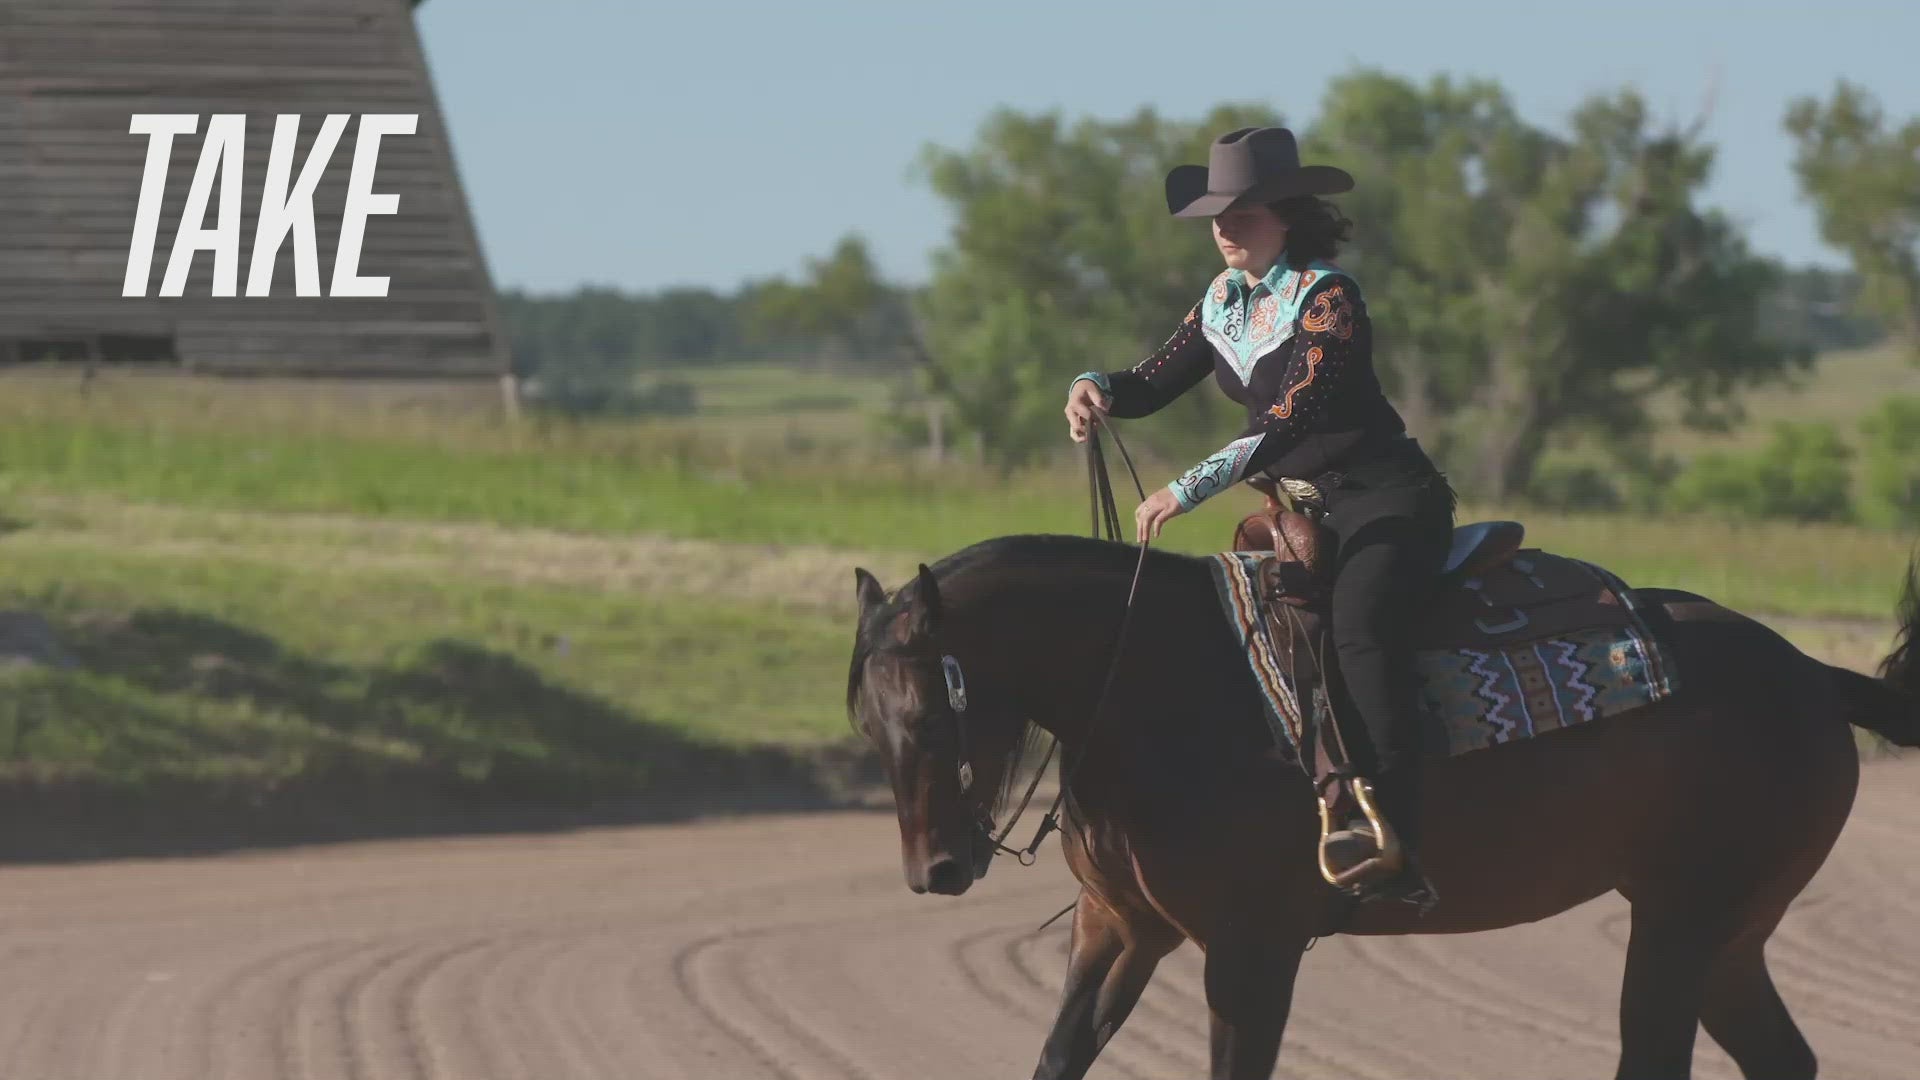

[0,608,882,863]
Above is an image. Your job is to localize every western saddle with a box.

[1231,477,1525,898]
[1231,477,1526,599]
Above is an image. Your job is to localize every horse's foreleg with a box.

[1615,908,1722,1080]
[1032,889,1181,1080]
[1203,933,1308,1080]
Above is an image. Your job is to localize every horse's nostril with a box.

[926,857,969,895]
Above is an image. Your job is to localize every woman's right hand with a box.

[1065,379,1110,443]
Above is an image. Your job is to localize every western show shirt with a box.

[1076,259,1407,510]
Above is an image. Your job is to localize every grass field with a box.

[1652,341,1920,455]
[3,368,1913,614]
[0,365,1912,826]
[0,495,867,824]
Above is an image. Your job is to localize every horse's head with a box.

[847,564,1018,896]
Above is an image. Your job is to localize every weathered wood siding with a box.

[0,0,507,374]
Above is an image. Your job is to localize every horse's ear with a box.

[899,563,942,642]
[854,567,887,615]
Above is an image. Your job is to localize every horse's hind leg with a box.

[1032,889,1181,1080]
[1700,938,1816,1080]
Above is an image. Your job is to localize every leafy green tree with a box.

[1786,83,1920,355]
[1307,72,1804,499]
[915,105,1273,466]
[1859,396,1920,527]
[499,286,745,373]
[1668,421,1854,522]
[913,78,1800,490]
[746,235,921,363]
[743,233,949,454]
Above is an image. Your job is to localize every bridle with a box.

[941,425,1151,872]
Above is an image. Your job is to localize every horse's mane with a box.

[846,534,1207,814]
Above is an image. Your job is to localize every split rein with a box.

[951,423,1152,869]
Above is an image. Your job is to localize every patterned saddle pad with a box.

[1209,549,1682,760]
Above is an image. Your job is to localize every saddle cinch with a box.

[1229,478,1653,894]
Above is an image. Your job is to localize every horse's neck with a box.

[964,556,1277,819]
[958,566,1137,748]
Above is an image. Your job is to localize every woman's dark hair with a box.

[1266,196,1352,269]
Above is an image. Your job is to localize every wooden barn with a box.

[0,0,509,377]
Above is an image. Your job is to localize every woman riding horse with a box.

[1062,126,1455,899]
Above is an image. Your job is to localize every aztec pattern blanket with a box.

[1208,551,1682,761]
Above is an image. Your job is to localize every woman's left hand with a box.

[1135,488,1186,544]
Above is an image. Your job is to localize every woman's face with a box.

[1212,204,1289,275]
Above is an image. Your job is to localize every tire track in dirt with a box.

[0,944,96,1080]
[516,931,643,1080]
[405,935,528,1080]
[989,922,1412,1080]
[945,920,1183,1079]
[0,762,1914,1079]
[673,929,880,1080]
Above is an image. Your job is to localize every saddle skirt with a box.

[1210,549,1682,761]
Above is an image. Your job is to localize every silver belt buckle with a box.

[1274,475,1329,519]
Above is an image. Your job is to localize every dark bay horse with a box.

[846,534,1920,1080]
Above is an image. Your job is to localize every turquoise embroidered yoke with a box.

[1201,259,1349,388]
[1074,255,1405,512]
[1165,260,1355,508]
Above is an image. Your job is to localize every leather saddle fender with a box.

[1232,477,1333,606]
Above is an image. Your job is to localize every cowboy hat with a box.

[1164,127,1353,218]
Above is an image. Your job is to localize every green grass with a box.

[1,364,1916,821]
[644,359,908,417]
[2,372,1914,618]
[1653,341,1920,456]
[0,521,855,804]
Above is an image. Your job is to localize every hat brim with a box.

[1165,164,1355,218]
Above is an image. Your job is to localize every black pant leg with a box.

[1324,486,1452,778]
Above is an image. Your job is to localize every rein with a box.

[952,423,1151,868]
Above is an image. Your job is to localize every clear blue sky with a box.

[416,0,1920,295]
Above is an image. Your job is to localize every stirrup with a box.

[1316,777,1404,892]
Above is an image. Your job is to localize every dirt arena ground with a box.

[0,760,1914,1079]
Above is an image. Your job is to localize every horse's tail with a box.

[1836,553,1920,749]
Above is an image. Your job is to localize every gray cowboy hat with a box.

[1164,127,1354,218]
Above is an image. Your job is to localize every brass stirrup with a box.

[1316,777,1404,892]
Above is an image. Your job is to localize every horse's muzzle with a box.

[924,856,971,895]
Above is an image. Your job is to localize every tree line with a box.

[503,73,1917,505]
[498,237,917,374]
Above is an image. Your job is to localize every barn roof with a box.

[0,0,509,376]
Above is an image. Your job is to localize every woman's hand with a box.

[1064,379,1110,443]
[1135,487,1186,543]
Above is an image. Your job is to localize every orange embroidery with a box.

[1300,286,1354,340]
[1248,294,1279,340]
[1268,346,1325,420]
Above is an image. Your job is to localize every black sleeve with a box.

[1102,301,1215,419]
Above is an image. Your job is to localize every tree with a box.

[912,79,1800,492]
[746,235,920,363]
[1786,83,1920,356]
[915,106,1274,466]
[498,285,744,373]
[743,234,948,455]
[1859,396,1920,528]
[1307,72,1804,499]
[1667,421,1854,523]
